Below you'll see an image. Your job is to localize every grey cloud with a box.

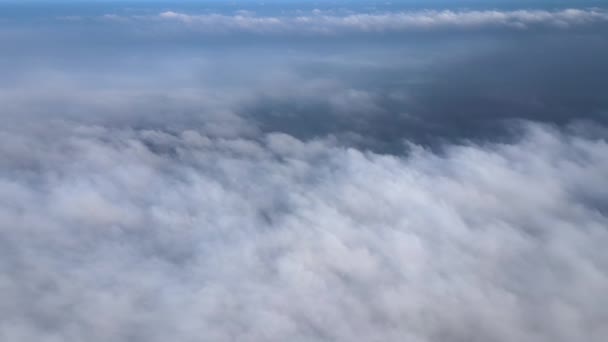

[1,121,607,342]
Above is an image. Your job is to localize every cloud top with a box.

[1,121,607,341]
[137,8,608,34]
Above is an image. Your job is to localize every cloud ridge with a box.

[141,8,608,34]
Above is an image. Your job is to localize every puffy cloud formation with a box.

[2,2,608,341]
[1,120,607,342]
[148,9,608,34]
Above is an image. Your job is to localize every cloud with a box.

[140,9,608,35]
[1,119,607,342]
[2,4,608,341]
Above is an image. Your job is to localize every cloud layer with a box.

[1,120,608,342]
[143,9,608,34]
[2,2,608,341]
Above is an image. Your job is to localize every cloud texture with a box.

[1,121,608,342]
[2,1,608,341]
[140,8,608,34]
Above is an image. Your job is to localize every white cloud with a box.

[138,9,608,34]
[1,121,607,341]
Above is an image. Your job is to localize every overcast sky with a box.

[1,1,607,342]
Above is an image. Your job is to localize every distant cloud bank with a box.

[120,8,608,34]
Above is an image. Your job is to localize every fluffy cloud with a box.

[2,3,608,341]
[1,120,607,342]
[144,9,608,34]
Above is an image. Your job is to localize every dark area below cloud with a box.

[243,32,608,151]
